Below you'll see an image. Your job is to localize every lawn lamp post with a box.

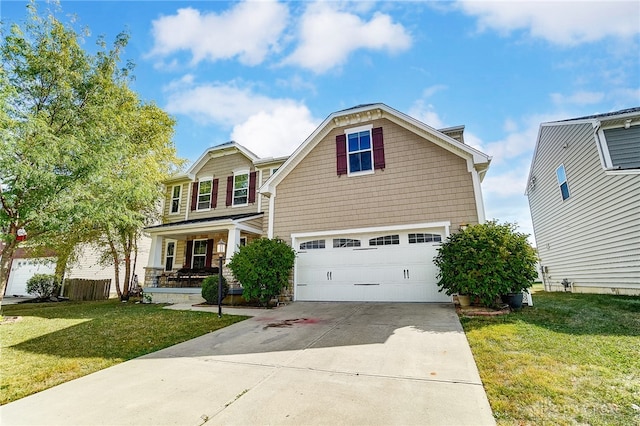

[216,239,226,318]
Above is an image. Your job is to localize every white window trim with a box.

[169,185,181,215]
[164,240,177,271]
[556,164,571,202]
[196,178,213,211]
[345,124,374,177]
[191,239,208,269]
[232,170,250,207]
[596,125,640,173]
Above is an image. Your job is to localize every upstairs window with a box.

[556,164,570,201]
[197,179,212,210]
[170,185,181,214]
[369,235,400,246]
[233,173,249,206]
[336,126,385,176]
[348,130,373,174]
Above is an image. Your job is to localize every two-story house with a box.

[144,103,492,304]
[526,107,640,295]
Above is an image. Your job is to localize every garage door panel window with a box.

[369,235,399,246]
[408,233,442,243]
[333,238,361,248]
[300,240,325,250]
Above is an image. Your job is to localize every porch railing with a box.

[155,267,219,288]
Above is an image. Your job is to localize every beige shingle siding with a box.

[272,118,479,244]
[528,122,640,292]
[188,152,260,220]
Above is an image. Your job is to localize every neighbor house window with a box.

[197,179,212,210]
[170,185,181,214]
[233,173,249,206]
[369,235,400,246]
[191,240,208,269]
[164,241,176,271]
[300,240,325,250]
[556,164,570,201]
[348,129,373,174]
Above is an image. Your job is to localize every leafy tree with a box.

[228,238,296,307]
[0,2,182,303]
[433,220,538,308]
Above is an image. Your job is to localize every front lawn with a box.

[461,287,640,425]
[0,300,248,404]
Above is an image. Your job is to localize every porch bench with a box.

[161,267,219,288]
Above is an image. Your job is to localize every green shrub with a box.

[433,220,537,307]
[201,275,228,305]
[228,238,296,307]
[26,274,59,299]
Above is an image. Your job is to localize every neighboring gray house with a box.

[526,107,640,295]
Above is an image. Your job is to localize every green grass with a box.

[461,287,640,425]
[0,300,248,404]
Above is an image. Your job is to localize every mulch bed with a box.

[456,304,511,317]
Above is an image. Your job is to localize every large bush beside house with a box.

[201,275,228,305]
[26,274,59,300]
[434,221,538,307]
[228,238,296,307]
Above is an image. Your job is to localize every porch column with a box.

[148,234,163,268]
[225,227,241,264]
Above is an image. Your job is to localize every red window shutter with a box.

[210,179,219,209]
[185,240,193,268]
[190,182,198,211]
[226,175,234,206]
[372,127,385,170]
[336,134,347,175]
[248,171,257,203]
[205,239,214,268]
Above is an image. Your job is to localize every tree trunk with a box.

[122,231,132,300]
[107,237,122,299]
[0,239,17,306]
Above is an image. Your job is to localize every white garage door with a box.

[294,229,451,302]
[6,258,56,297]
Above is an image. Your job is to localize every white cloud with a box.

[148,1,289,66]
[283,2,412,73]
[408,100,446,129]
[163,78,318,158]
[231,106,318,158]
[551,90,605,106]
[456,1,640,46]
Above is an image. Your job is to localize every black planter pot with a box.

[507,292,523,310]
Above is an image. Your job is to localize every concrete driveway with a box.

[1,302,495,425]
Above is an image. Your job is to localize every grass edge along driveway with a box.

[0,300,248,404]
[461,288,640,425]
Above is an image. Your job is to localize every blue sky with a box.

[3,1,639,244]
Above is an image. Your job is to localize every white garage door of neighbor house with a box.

[6,258,56,297]
[295,229,451,302]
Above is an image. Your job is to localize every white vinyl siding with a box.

[527,121,640,292]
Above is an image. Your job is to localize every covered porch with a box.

[143,213,264,303]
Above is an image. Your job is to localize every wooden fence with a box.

[62,278,111,301]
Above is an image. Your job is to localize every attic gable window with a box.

[336,126,385,176]
[556,164,570,201]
